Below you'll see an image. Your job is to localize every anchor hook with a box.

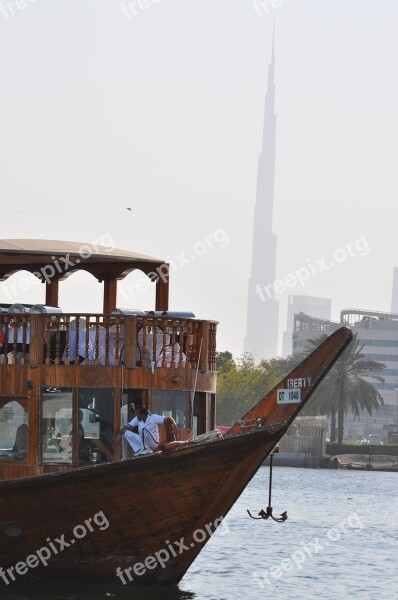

[247,447,287,523]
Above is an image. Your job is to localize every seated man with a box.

[119,407,178,455]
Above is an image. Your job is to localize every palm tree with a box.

[301,333,385,442]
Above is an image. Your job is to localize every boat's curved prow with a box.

[225,326,353,437]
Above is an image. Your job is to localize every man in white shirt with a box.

[119,407,178,455]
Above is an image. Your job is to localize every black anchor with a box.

[247,447,287,523]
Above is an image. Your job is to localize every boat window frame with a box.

[151,390,190,429]
[40,386,73,466]
[77,387,115,465]
[0,396,29,463]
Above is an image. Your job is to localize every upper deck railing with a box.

[0,314,217,371]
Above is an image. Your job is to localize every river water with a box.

[2,467,397,600]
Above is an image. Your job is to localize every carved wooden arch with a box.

[0,397,29,412]
[0,253,169,313]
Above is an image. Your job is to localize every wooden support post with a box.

[103,279,117,315]
[45,280,59,307]
[155,264,169,311]
[29,316,46,366]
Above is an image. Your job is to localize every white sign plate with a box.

[277,388,301,404]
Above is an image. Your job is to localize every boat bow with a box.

[226,326,353,437]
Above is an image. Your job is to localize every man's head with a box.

[137,407,149,421]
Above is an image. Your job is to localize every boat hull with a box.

[0,428,280,585]
[0,326,353,585]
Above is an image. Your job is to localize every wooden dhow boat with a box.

[0,239,353,585]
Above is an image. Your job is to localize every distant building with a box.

[292,312,339,356]
[391,267,398,313]
[341,309,398,437]
[282,295,331,357]
[244,32,279,361]
[293,309,398,440]
[270,416,328,468]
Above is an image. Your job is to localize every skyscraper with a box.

[244,32,279,360]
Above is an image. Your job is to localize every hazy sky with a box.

[1,0,397,358]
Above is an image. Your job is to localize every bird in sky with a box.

[126,207,133,211]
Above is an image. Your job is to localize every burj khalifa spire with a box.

[244,30,279,360]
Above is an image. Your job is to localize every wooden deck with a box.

[0,313,217,370]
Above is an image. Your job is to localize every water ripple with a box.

[2,467,397,600]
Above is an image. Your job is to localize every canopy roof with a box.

[0,239,169,312]
[0,239,163,264]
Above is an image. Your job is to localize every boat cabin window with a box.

[0,400,29,462]
[193,392,207,436]
[207,393,215,431]
[41,388,73,464]
[152,390,190,429]
[78,388,114,464]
